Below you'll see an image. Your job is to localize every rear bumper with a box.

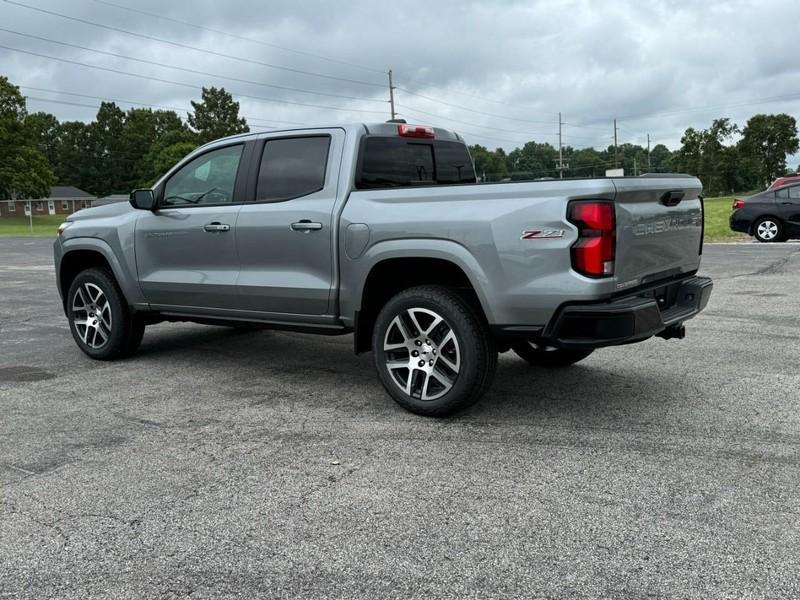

[541,275,713,348]
[729,212,750,234]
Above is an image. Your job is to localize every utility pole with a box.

[387,69,396,120]
[646,133,652,173]
[556,112,568,178]
[634,156,638,177]
[613,118,619,168]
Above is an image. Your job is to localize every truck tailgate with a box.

[612,176,704,290]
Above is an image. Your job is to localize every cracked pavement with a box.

[1,238,799,599]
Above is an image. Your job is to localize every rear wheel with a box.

[511,341,593,368]
[753,217,783,243]
[372,285,496,417]
[67,268,145,360]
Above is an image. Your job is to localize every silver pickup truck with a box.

[54,121,712,416]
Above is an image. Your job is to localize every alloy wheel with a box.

[382,307,461,401]
[756,220,779,241]
[71,282,112,349]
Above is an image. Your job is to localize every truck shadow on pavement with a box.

[130,325,689,423]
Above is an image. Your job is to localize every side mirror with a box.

[130,189,155,210]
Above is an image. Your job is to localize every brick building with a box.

[0,186,95,217]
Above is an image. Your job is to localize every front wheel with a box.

[372,285,497,417]
[66,268,145,360]
[511,341,593,368]
[753,218,783,243]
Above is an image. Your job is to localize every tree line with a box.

[1,74,798,200]
[1,75,249,199]
[471,114,799,195]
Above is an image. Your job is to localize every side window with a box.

[163,145,244,207]
[256,136,331,202]
[789,186,800,199]
[776,187,790,199]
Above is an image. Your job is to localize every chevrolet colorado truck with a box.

[54,121,713,416]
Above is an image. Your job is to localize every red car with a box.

[768,173,800,190]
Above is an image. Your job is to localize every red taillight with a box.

[397,124,435,138]
[732,199,745,210]
[568,201,616,278]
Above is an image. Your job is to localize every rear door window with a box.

[256,136,331,202]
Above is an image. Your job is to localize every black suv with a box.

[730,183,800,242]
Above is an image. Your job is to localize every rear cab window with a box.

[356,136,476,189]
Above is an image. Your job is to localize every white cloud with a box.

[1,0,797,163]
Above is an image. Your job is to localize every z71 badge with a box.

[520,229,565,240]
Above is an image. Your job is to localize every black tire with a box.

[372,285,497,417]
[511,341,593,368]
[753,217,784,243]
[66,268,145,360]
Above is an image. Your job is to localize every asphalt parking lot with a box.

[1,237,799,599]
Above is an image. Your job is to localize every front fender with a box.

[59,237,146,308]
[339,237,496,326]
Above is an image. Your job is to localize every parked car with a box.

[54,122,712,416]
[767,173,800,190]
[730,182,800,242]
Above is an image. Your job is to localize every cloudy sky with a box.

[1,0,798,162]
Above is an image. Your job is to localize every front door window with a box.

[163,145,244,207]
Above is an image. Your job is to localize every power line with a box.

[2,0,386,89]
[394,73,561,116]
[89,0,384,74]
[397,104,559,137]
[572,93,800,127]
[396,88,557,124]
[562,122,609,131]
[399,110,604,149]
[0,44,388,115]
[0,28,387,104]
[19,86,308,127]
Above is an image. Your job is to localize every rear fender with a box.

[343,238,495,325]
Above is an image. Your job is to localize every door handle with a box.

[203,222,230,233]
[291,220,323,233]
[660,190,685,206]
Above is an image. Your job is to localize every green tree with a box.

[649,144,672,173]
[187,87,248,144]
[149,141,197,184]
[0,76,55,199]
[25,111,60,166]
[52,120,95,191]
[137,113,197,185]
[469,144,508,181]
[671,127,702,176]
[671,119,743,195]
[87,102,126,196]
[739,114,799,188]
[507,141,558,179]
[566,147,606,177]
